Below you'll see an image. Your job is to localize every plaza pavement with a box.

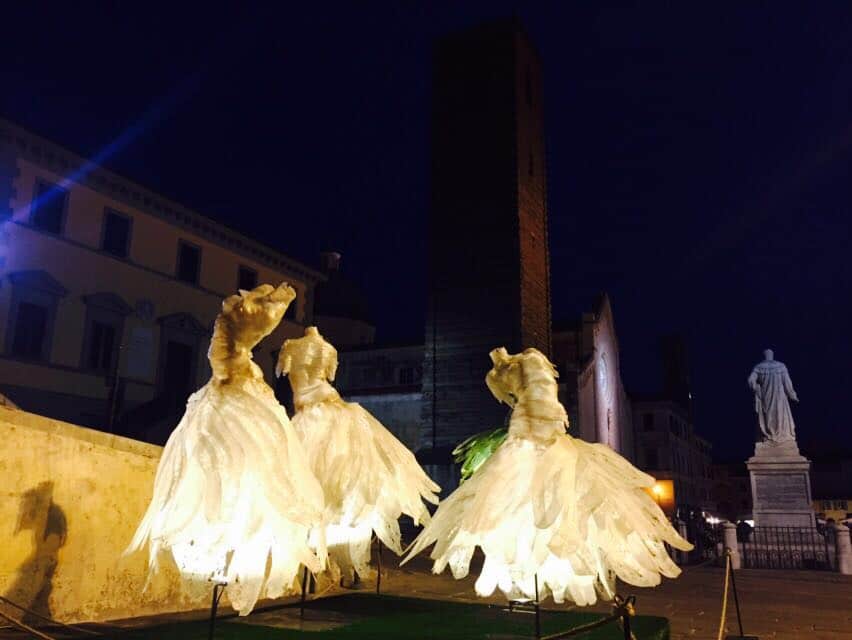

[1,552,850,639]
[384,554,852,640]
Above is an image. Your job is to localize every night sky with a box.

[3,4,851,461]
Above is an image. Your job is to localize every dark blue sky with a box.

[3,3,851,460]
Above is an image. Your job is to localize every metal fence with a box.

[739,526,834,570]
[681,518,723,565]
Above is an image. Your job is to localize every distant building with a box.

[313,251,375,348]
[810,452,852,523]
[812,498,850,523]
[553,294,634,460]
[0,118,324,441]
[423,19,552,457]
[634,396,715,513]
[335,343,424,451]
[332,294,635,466]
[711,455,852,524]
[712,462,752,522]
[660,334,693,411]
[631,336,714,514]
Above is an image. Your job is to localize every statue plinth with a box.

[747,440,814,528]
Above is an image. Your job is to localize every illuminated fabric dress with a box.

[278,327,440,583]
[403,347,691,606]
[127,284,326,615]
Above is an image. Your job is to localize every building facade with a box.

[422,20,552,455]
[634,397,715,513]
[712,462,752,522]
[0,119,324,442]
[335,343,424,452]
[812,498,851,523]
[810,453,852,523]
[313,252,375,348]
[553,294,634,459]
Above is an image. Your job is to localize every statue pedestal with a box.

[747,440,814,528]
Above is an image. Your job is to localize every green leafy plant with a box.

[452,426,508,482]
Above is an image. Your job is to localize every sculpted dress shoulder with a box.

[127,283,325,615]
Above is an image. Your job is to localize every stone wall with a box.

[345,391,423,452]
[514,30,551,358]
[422,22,551,452]
[0,406,209,623]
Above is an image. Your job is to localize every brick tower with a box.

[421,20,552,454]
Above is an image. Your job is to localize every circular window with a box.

[598,353,608,392]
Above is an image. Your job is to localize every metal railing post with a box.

[727,553,745,638]
[534,574,541,639]
[208,582,226,640]
[300,566,309,619]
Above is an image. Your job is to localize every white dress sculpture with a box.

[403,347,691,606]
[748,349,799,443]
[127,284,326,615]
[277,326,440,583]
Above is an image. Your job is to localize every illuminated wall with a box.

[589,298,633,458]
[0,406,213,623]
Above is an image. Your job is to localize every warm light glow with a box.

[127,284,326,616]
[643,480,675,515]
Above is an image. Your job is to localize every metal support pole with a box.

[300,566,309,619]
[534,574,541,640]
[728,553,745,637]
[621,607,631,640]
[208,582,226,640]
[376,538,383,595]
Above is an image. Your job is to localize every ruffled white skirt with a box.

[293,399,439,581]
[127,381,325,614]
[404,433,691,606]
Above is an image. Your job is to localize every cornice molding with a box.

[82,292,133,316]
[8,269,68,297]
[0,118,326,284]
[158,312,208,336]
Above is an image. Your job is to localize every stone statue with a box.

[748,349,799,444]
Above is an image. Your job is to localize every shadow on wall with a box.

[3,481,67,624]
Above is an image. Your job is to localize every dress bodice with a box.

[509,383,568,444]
[487,347,567,444]
[278,326,342,410]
